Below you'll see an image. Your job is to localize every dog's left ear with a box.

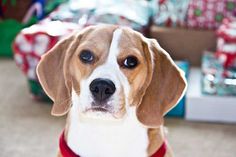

[36,33,80,116]
[136,38,187,128]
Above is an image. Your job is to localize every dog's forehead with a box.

[118,28,143,52]
[80,25,117,47]
[80,26,144,56]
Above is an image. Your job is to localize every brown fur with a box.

[136,38,187,127]
[37,25,187,157]
[147,127,174,157]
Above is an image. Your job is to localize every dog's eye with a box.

[79,50,94,63]
[123,56,138,69]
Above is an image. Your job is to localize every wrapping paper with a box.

[153,0,190,27]
[202,52,236,96]
[202,19,236,95]
[13,21,78,80]
[216,19,236,68]
[187,0,236,29]
[86,0,152,32]
[45,0,152,32]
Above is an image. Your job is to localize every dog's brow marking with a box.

[107,28,122,63]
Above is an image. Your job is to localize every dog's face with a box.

[69,27,151,120]
[37,25,187,127]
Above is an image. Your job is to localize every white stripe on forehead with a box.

[106,28,122,64]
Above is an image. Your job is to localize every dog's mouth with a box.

[85,107,111,113]
[81,101,126,120]
[84,102,113,113]
[82,103,125,119]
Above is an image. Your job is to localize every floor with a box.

[0,59,236,157]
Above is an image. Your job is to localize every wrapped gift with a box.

[46,0,152,33]
[215,51,236,68]
[0,0,65,57]
[153,0,190,27]
[46,1,94,25]
[186,67,236,123]
[86,0,152,34]
[13,21,78,100]
[216,18,236,68]
[187,0,236,29]
[13,21,78,80]
[201,52,236,96]
[0,0,38,57]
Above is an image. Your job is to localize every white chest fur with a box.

[67,105,149,157]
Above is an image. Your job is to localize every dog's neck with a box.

[64,104,165,157]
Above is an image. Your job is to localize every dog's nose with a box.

[90,78,116,102]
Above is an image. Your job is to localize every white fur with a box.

[68,90,148,157]
[67,28,149,157]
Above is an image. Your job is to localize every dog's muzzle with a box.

[84,78,124,118]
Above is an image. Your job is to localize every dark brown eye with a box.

[123,56,138,69]
[79,50,94,63]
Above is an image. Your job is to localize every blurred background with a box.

[1,0,236,156]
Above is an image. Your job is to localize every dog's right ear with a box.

[36,33,80,116]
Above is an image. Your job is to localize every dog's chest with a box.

[67,108,149,157]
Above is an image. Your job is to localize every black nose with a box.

[90,78,116,102]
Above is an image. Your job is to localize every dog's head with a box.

[37,25,187,127]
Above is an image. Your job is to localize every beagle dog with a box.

[37,25,187,157]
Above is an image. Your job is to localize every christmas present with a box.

[13,21,78,100]
[186,68,236,123]
[201,52,236,96]
[46,0,152,33]
[153,0,190,27]
[216,18,236,68]
[187,0,236,29]
[0,0,39,57]
[0,20,25,57]
[13,21,78,79]
[45,1,94,25]
[44,0,67,15]
[215,51,236,68]
[27,79,50,101]
[217,19,236,43]
[0,17,38,57]
[86,0,153,34]
[0,0,65,57]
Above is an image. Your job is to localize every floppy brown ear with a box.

[36,33,79,116]
[136,39,187,127]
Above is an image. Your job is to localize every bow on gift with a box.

[216,51,236,68]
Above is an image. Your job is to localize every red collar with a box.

[59,131,167,157]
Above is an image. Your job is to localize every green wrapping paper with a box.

[0,18,37,57]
